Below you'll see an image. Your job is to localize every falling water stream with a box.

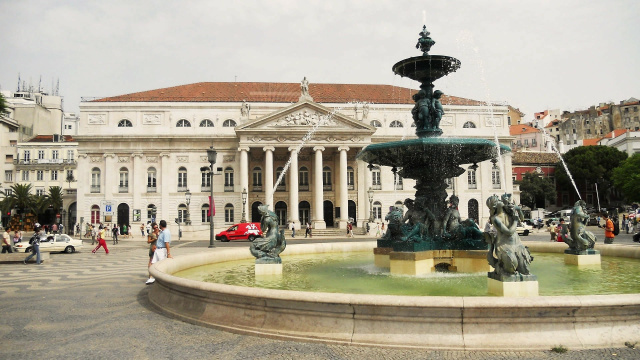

[539,126,582,199]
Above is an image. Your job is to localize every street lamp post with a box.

[61,210,66,234]
[207,147,217,248]
[185,189,192,225]
[368,187,374,223]
[241,187,248,223]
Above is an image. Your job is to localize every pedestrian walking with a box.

[24,230,42,264]
[2,229,13,253]
[93,225,109,254]
[90,225,96,245]
[147,220,172,284]
[52,223,58,235]
[290,222,295,238]
[375,223,382,237]
[347,222,354,238]
[146,222,159,284]
[305,222,311,238]
[140,223,145,237]
[112,225,119,245]
[603,213,615,244]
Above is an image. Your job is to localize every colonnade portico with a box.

[237,145,364,230]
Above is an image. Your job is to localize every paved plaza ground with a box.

[1,229,639,359]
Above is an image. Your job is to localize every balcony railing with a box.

[252,185,262,192]
[299,184,309,191]
[13,159,77,165]
[147,186,157,193]
[224,185,234,192]
[177,186,187,192]
[276,185,286,192]
[118,186,128,193]
[323,184,332,191]
[394,184,403,190]
[492,183,501,189]
[468,183,477,189]
[201,185,211,192]
[371,184,382,190]
[90,185,100,193]
[348,184,354,190]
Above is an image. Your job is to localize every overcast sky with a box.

[1,0,638,120]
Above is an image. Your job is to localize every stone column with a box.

[288,146,299,229]
[356,154,368,227]
[263,146,275,209]
[103,154,116,223]
[76,153,88,225]
[312,146,325,229]
[160,153,171,223]
[132,153,143,221]
[338,146,349,229]
[239,146,250,220]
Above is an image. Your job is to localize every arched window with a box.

[118,119,133,127]
[224,167,234,192]
[201,204,210,223]
[373,201,382,220]
[177,167,187,191]
[371,166,381,190]
[91,205,100,224]
[467,166,477,189]
[176,119,191,127]
[390,120,403,128]
[299,166,309,190]
[347,166,355,190]
[147,204,157,222]
[119,167,129,193]
[252,167,262,191]
[178,204,187,223]
[463,121,476,128]
[491,164,501,189]
[201,167,211,191]
[147,167,157,192]
[224,203,234,223]
[199,119,214,127]
[370,120,382,128]
[322,166,332,190]
[275,167,286,191]
[299,201,311,225]
[223,119,237,127]
[91,168,101,193]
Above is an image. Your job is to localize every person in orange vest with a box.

[603,213,615,244]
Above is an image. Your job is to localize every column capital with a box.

[132,153,144,159]
[263,146,275,152]
[288,146,299,153]
[238,146,250,152]
[159,152,171,159]
[103,153,116,158]
[338,146,350,152]
[313,146,325,152]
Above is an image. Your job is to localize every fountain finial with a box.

[416,25,436,55]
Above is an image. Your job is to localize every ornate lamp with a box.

[241,187,248,223]
[185,189,192,225]
[368,187,374,222]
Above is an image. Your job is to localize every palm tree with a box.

[48,186,64,215]
[0,184,35,230]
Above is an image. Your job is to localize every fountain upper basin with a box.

[392,55,461,83]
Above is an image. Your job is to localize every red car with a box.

[215,222,262,242]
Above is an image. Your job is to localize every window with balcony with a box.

[491,164,501,189]
[147,167,157,192]
[201,204,210,223]
[371,166,381,190]
[276,167,286,191]
[22,170,29,181]
[322,166,332,191]
[224,167,234,192]
[91,168,101,193]
[468,167,477,189]
[394,172,403,190]
[225,203,234,223]
[201,169,211,191]
[252,167,262,191]
[38,150,45,160]
[119,167,129,193]
[299,166,309,191]
[177,167,187,191]
[52,150,59,160]
[23,150,30,162]
[67,150,74,161]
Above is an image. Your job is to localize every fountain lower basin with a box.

[148,241,640,350]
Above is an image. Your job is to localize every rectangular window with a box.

[22,170,29,181]
[52,150,59,160]
[36,188,45,196]
[51,170,58,181]
[38,150,45,159]
[5,171,12,182]
[24,150,30,162]
[201,172,211,188]
[37,170,44,181]
[524,139,529,146]
[67,150,74,161]
[225,207,234,223]
[532,139,537,147]
[468,170,477,189]
[66,170,73,181]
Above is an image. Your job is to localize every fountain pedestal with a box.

[373,247,392,268]
[386,249,490,275]
[564,249,601,266]
[487,273,539,297]
[255,263,283,276]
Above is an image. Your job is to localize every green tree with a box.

[517,172,556,209]
[0,183,35,215]
[0,93,6,114]
[66,171,75,188]
[555,146,627,202]
[48,186,64,215]
[612,153,640,203]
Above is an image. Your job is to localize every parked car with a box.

[215,222,262,242]
[516,223,533,236]
[15,234,83,254]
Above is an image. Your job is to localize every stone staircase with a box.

[308,227,366,237]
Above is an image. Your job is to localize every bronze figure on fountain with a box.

[250,205,286,264]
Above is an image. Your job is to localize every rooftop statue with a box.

[485,194,534,279]
[250,205,286,263]
[567,200,597,252]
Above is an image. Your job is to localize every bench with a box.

[0,252,51,263]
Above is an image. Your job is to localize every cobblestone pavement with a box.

[0,239,638,359]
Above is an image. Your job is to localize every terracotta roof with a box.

[27,135,74,142]
[512,151,560,165]
[544,119,561,128]
[582,138,602,146]
[602,129,628,139]
[509,124,539,136]
[92,82,490,106]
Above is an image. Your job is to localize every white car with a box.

[15,234,84,254]
[516,223,533,236]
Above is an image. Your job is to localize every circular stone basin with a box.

[175,252,640,297]
[356,137,511,176]
[148,242,640,350]
[392,55,461,83]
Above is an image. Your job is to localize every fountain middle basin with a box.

[148,241,640,350]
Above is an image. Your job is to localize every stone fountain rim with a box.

[148,241,640,350]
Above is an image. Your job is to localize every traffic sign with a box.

[101,200,114,215]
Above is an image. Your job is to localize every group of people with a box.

[1,228,22,254]
[548,213,616,244]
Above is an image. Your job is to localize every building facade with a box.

[76,81,516,233]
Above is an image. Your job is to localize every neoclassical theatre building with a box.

[76,81,516,232]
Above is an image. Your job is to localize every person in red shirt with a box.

[603,213,615,244]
